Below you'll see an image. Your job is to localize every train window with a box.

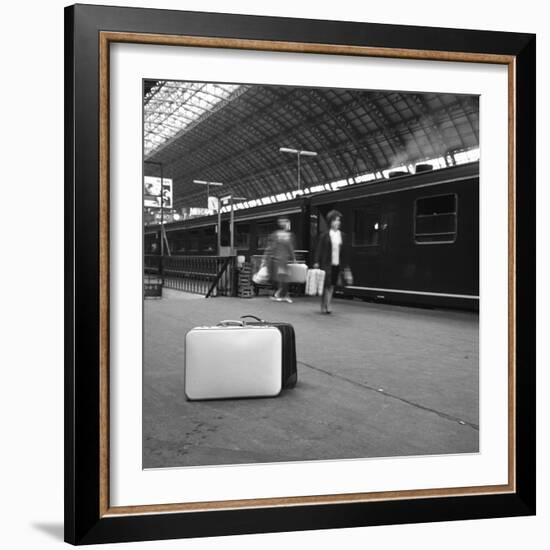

[352,209,381,247]
[188,231,200,252]
[257,222,277,250]
[235,224,250,250]
[203,227,216,252]
[174,241,186,253]
[414,194,457,244]
[169,235,182,253]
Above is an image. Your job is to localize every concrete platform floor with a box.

[143,290,478,468]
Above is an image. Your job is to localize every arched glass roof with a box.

[144,82,479,216]
[144,82,248,156]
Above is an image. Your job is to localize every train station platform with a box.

[143,291,479,468]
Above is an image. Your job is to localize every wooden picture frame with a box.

[65,4,536,545]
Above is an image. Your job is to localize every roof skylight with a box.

[144,82,245,157]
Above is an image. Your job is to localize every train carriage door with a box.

[218,219,232,256]
[313,203,385,290]
[349,203,385,289]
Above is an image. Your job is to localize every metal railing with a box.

[144,254,236,297]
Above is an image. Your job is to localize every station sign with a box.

[188,207,212,217]
[208,196,220,212]
[144,176,173,209]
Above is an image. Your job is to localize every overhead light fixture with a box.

[279,147,318,190]
[193,180,224,186]
[279,147,318,157]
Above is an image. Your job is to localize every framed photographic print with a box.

[64,3,536,545]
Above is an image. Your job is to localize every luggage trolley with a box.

[144,274,163,298]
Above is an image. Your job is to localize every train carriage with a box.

[309,162,479,309]
[144,161,479,310]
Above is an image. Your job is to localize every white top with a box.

[329,229,342,266]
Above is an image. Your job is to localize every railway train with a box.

[145,161,479,310]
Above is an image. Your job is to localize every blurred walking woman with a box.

[264,217,296,303]
[313,209,352,314]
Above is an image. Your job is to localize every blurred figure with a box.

[264,217,296,303]
[314,209,351,314]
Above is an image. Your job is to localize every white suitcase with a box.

[305,268,325,296]
[287,262,308,284]
[316,269,326,295]
[184,321,282,400]
[305,268,318,295]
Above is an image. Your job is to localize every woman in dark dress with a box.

[313,209,352,314]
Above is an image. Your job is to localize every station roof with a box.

[144,81,479,211]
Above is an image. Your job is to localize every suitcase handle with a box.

[240,315,264,322]
[217,320,245,327]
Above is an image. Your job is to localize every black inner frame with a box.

[65,4,536,545]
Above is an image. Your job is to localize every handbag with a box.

[343,267,354,286]
[337,267,354,287]
[252,265,270,285]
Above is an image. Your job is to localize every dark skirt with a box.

[325,265,340,288]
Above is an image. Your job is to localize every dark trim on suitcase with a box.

[241,315,298,389]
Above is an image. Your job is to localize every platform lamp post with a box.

[192,180,224,206]
[220,194,248,255]
[144,160,165,278]
[192,180,224,255]
[279,147,318,192]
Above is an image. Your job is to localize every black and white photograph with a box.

[142,80,480,469]
[1,0,544,546]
